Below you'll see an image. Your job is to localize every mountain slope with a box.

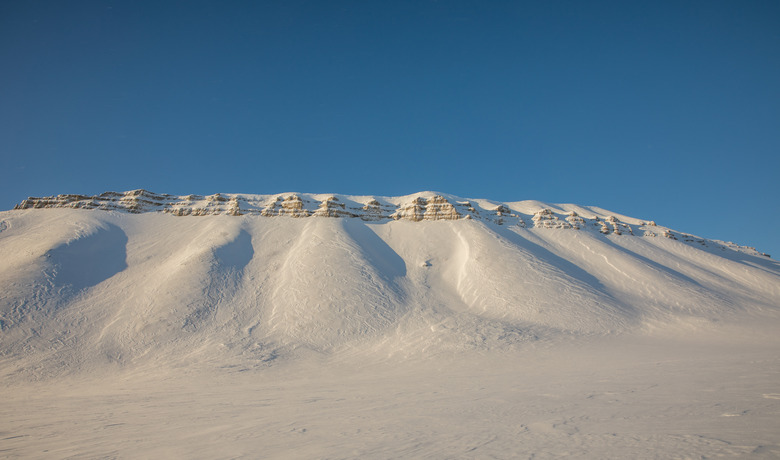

[1,191,778,380]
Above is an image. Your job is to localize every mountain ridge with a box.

[12,189,771,258]
[1,192,778,379]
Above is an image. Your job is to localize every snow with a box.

[1,197,779,458]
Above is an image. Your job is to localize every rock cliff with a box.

[12,189,769,257]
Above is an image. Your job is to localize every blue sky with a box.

[1,1,779,257]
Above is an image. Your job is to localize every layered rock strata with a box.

[11,189,769,256]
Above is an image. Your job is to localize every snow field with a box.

[1,207,779,458]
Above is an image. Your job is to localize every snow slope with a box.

[1,191,779,458]
[1,191,778,374]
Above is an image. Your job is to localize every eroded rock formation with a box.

[12,189,769,257]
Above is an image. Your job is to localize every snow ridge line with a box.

[12,189,771,258]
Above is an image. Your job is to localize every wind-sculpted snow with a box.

[1,200,778,380]
[268,218,404,350]
[45,223,128,291]
[0,213,127,331]
[451,223,632,333]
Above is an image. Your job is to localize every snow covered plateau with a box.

[1,190,779,459]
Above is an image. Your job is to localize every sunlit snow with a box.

[1,193,779,458]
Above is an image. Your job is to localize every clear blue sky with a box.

[1,1,779,257]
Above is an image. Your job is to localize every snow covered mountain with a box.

[13,189,773,255]
[3,190,780,458]
[2,190,778,380]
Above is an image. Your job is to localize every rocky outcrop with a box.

[392,197,426,222]
[314,197,357,218]
[391,195,461,221]
[565,211,586,229]
[359,199,392,221]
[593,215,634,235]
[424,195,461,220]
[490,204,525,226]
[260,195,311,218]
[533,209,573,229]
[11,189,770,257]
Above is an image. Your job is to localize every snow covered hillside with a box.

[2,190,779,458]
[2,190,778,378]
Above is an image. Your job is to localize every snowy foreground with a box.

[1,194,779,458]
[3,332,780,459]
